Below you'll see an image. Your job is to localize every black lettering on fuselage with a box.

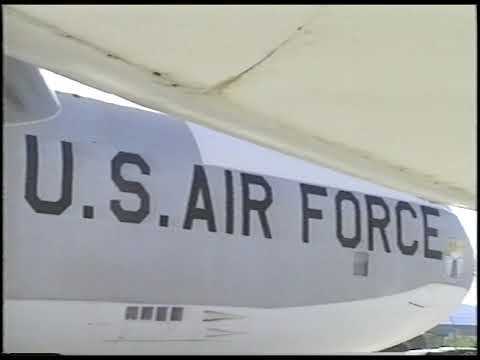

[395,201,418,256]
[183,165,217,232]
[335,191,361,248]
[421,205,442,260]
[241,173,272,239]
[365,195,391,253]
[110,152,150,223]
[300,183,327,243]
[225,170,234,235]
[24,135,73,215]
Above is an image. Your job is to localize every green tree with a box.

[444,335,477,348]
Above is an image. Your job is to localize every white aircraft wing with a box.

[4,5,476,209]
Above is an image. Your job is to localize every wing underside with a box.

[4,5,476,209]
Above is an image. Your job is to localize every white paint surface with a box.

[3,284,468,354]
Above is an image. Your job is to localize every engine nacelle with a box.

[4,56,60,126]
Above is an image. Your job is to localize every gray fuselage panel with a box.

[3,94,473,308]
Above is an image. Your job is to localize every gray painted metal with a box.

[4,93,474,308]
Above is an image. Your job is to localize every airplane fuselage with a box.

[3,92,474,354]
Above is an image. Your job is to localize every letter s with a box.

[110,152,150,223]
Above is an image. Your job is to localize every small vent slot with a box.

[171,307,183,321]
[125,306,139,320]
[156,307,168,321]
[141,306,154,320]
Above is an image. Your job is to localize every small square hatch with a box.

[354,252,369,276]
